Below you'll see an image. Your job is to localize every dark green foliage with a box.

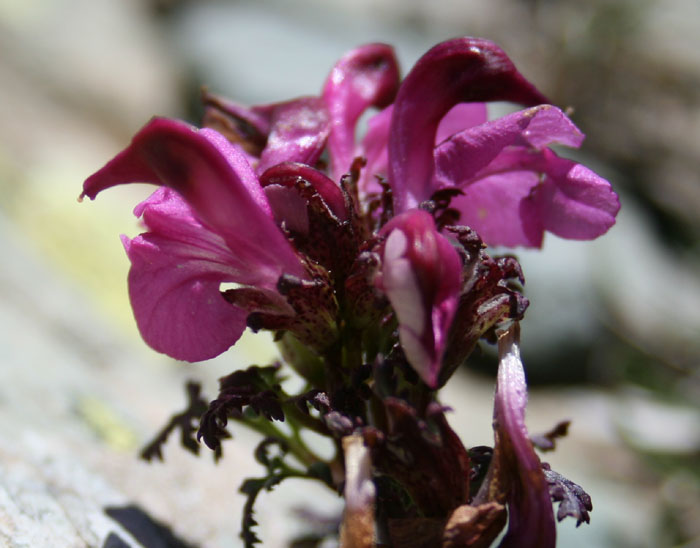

[140,381,209,462]
[239,438,306,547]
[197,364,286,457]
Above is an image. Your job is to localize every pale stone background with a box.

[0,0,699,546]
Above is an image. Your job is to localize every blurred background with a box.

[0,0,698,546]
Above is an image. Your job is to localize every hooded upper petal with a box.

[82,117,305,287]
[123,188,250,361]
[256,97,331,174]
[376,210,462,387]
[388,37,549,212]
[259,162,348,224]
[322,43,400,182]
[357,102,488,199]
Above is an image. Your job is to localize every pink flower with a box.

[82,36,619,388]
[375,210,462,387]
[81,118,307,361]
[83,39,602,544]
[324,37,620,248]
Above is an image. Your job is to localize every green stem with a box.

[231,414,323,468]
[282,399,328,436]
[343,326,363,371]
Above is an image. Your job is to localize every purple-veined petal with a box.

[491,323,556,547]
[450,172,543,247]
[435,102,488,145]
[260,162,348,222]
[82,117,305,287]
[523,152,620,241]
[124,188,249,361]
[256,97,331,174]
[376,210,461,387]
[388,37,549,212]
[322,43,400,182]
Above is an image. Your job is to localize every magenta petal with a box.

[435,105,583,186]
[388,37,549,212]
[526,153,620,240]
[451,172,543,247]
[82,117,305,286]
[260,162,348,222]
[434,107,619,247]
[262,185,310,235]
[357,105,393,196]
[360,102,488,198]
[256,97,331,174]
[322,43,400,181]
[435,102,488,145]
[377,210,462,387]
[494,323,556,547]
[124,188,248,361]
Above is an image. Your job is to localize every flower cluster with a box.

[83,37,615,547]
